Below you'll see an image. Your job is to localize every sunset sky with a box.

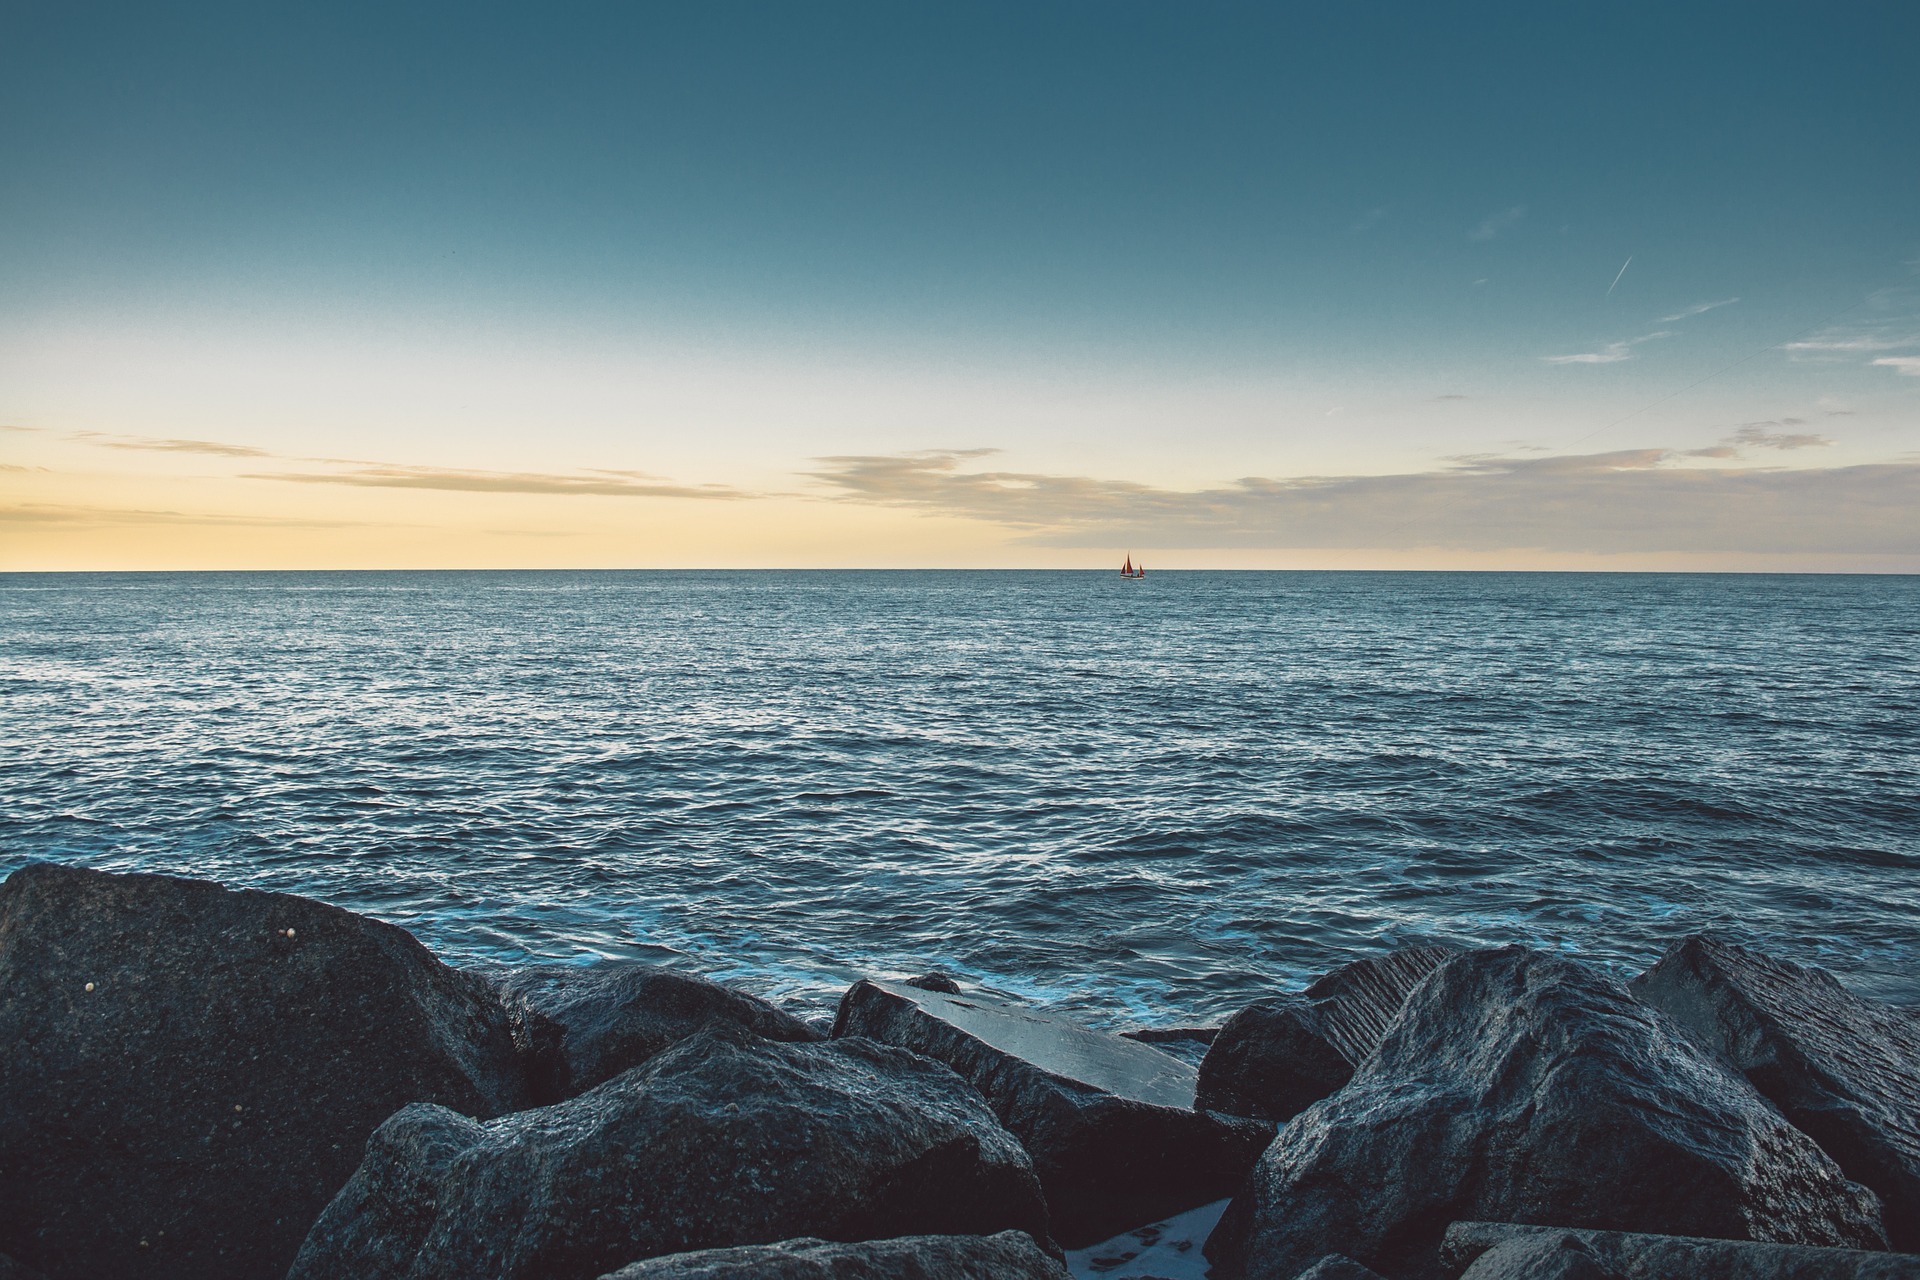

[4,1,1916,570]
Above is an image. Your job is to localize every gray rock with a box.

[1295,1255,1393,1280]
[833,978,1273,1248]
[1456,1234,1621,1280]
[1205,947,1887,1280]
[905,973,965,995]
[1442,1222,1920,1280]
[1631,935,1920,1250]
[1197,946,1454,1122]
[486,960,824,1101]
[289,1024,1054,1280]
[594,1232,1067,1279]
[0,863,529,1280]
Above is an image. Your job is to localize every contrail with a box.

[1606,255,1633,297]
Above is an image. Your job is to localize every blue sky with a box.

[3,1,1916,568]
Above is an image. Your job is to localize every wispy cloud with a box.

[1543,330,1672,365]
[70,431,274,458]
[1872,356,1920,376]
[1469,205,1527,241]
[807,449,1917,554]
[247,463,747,499]
[1729,422,1832,450]
[0,502,363,528]
[1660,298,1740,322]
[44,425,743,501]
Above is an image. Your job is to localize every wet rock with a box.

[1197,946,1454,1122]
[1631,935,1920,1250]
[1442,1222,1920,1280]
[289,1025,1054,1280]
[487,960,824,1101]
[1121,1026,1220,1067]
[594,1231,1068,1279]
[0,863,529,1280]
[906,972,965,995]
[1205,947,1887,1280]
[0,1254,50,1280]
[833,978,1273,1248]
[1454,1234,1621,1280]
[1295,1255,1393,1280]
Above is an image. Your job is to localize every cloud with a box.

[0,503,362,528]
[1543,330,1672,365]
[72,432,274,458]
[1786,336,1915,353]
[1435,393,1469,400]
[1469,205,1527,241]
[247,463,747,499]
[1660,298,1740,322]
[1872,356,1920,376]
[1729,423,1831,450]
[48,425,743,500]
[806,449,1919,555]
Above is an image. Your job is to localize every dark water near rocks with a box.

[3,570,1916,1023]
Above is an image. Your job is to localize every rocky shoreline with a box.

[1,862,1915,1280]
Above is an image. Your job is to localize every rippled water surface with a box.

[3,570,1916,1022]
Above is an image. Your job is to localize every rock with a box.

[1631,935,1920,1250]
[0,1253,50,1280]
[486,960,824,1101]
[1120,1026,1219,1068]
[594,1232,1068,1279]
[1442,1222,1920,1280]
[905,973,965,995]
[1455,1234,1621,1280]
[1197,946,1454,1122]
[288,1025,1054,1280]
[1205,947,1887,1280]
[833,978,1274,1248]
[1295,1255,1393,1280]
[0,863,529,1280]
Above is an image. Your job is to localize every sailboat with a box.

[1120,554,1145,579]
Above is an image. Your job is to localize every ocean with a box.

[3,569,1915,1025]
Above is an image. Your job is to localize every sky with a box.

[3,1,1916,571]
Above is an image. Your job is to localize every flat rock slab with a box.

[1205,947,1887,1280]
[595,1232,1068,1279]
[0,863,529,1280]
[289,1025,1053,1280]
[1197,946,1454,1121]
[1632,935,1920,1250]
[487,960,824,1101]
[834,978,1273,1248]
[1442,1222,1920,1280]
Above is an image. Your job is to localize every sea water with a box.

[3,570,1915,1024]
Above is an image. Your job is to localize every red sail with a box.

[1121,555,1133,575]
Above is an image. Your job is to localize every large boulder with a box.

[1197,946,1454,1122]
[1631,935,1920,1250]
[833,978,1273,1248]
[1205,947,1887,1280]
[486,960,824,1102]
[594,1232,1068,1279]
[0,863,529,1280]
[289,1025,1054,1280]
[1441,1222,1920,1280]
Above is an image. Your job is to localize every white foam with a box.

[1066,1198,1228,1280]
